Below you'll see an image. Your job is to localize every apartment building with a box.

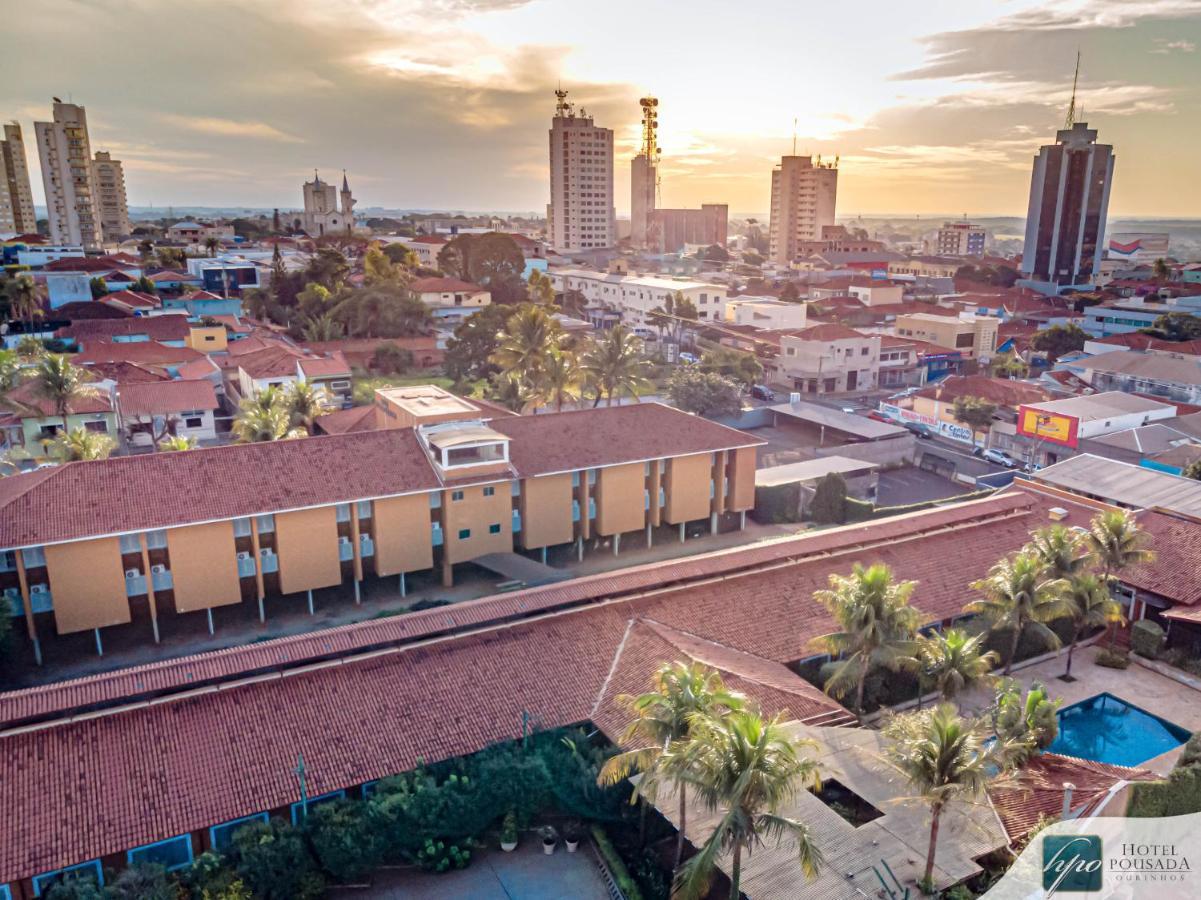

[767,155,838,265]
[548,268,727,327]
[894,311,999,360]
[35,100,105,248]
[0,122,37,234]
[0,397,759,664]
[547,90,615,252]
[777,324,880,394]
[92,151,131,241]
[935,221,986,257]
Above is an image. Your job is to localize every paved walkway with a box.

[334,842,611,899]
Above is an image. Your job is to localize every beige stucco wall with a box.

[442,483,513,564]
[167,521,242,612]
[44,537,131,634]
[373,494,434,575]
[664,453,712,524]
[595,462,646,536]
[520,473,575,549]
[727,446,757,511]
[275,506,342,594]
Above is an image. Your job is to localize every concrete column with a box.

[679,522,686,543]
[306,589,315,616]
[399,572,406,597]
[15,551,41,666]
[138,534,161,644]
[250,519,266,622]
[442,558,454,587]
[710,512,719,534]
[646,523,653,548]
[206,608,214,635]
[740,510,746,530]
[94,628,103,656]
[353,580,361,604]
[577,536,584,562]
[613,533,621,555]
[541,546,548,565]
[350,513,364,585]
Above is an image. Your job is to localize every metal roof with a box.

[769,400,908,440]
[1032,453,1201,516]
[755,455,879,487]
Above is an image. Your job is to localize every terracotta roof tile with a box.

[410,277,485,293]
[915,375,1051,408]
[788,323,867,341]
[73,341,205,367]
[116,380,219,417]
[1,378,114,417]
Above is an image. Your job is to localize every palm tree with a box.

[300,312,344,342]
[0,349,20,393]
[1085,509,1155,647]
[968,553,1070,675]
[485,372,534,414]
[29,355,99,418]
[157,435,196,452]
[884,705,1018,893]
[597,662,743,871]
[490,305,561,388]
[5,274,44,335]
[917,629,997,706]
[580,325,653,407]
[1026,524,1089,582]
[532,347,582,412]
[992,680,1060,752]
[50,427,115,461]
[1061,573,1123,677]
[527,269,556,305]
[232,402,304,443]
[670,709,823,900]
[812,563,921,714]
[204,236,220,257]
[280,381,334,434]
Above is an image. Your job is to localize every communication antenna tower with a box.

[555,87,572,117]
[1064,51,1081,128]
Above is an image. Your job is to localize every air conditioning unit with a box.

[30,584,48,595]
[338,535,351,545]
[125,568,142,579]
[359,534,371,543]
[151,564,167,575]
[236,551,251,561]
[259,548,274,558]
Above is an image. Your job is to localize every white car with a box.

[981,448,1018,468]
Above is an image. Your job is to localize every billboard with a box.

[1107,232,1170,263]
[1017,405,1079,449]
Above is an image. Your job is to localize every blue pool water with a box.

[1048,692,1191,767]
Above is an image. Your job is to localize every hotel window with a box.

[232,517,252,538]
[145,529,168,549]
[127,834,194,871]
[210,812,269,852]
[32,860,104,896]
[451,490,465,502]
[255,515,275,533]
[483,486,495,497]
[290,790,346,825]
[489,523,501,535]
[458,528,471,540]
[356,500,372,518]
[22,546,46,568]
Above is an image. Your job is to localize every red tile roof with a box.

[147,270,199,283]
[58,315,192,343]
[50,302,131,322]
[73,341,205,367]
[0,491,1083,882]
[82,361,170,384]
[181,290,225,301]
[117,379,219,418]
[788,323,866,341]
[915,375,1051,408]
[1093,332,1201,355]
[100,290,159,311]
[312,404,377,435]
[235,346,306,378]
[298,353,351,379]
[1121,510,1201,605]
[409,234,449,244]
[44,257,132,273]
[1,377,114,417]
[410,277,485,293]
[174,357,222,380]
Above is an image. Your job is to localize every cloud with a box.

[1151,38,1197,53]
[159,115,304,142]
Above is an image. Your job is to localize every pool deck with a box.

[959,643,1201,775]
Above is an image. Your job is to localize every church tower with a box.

[340,170,356,234]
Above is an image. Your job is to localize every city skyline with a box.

[3,0,1200,217]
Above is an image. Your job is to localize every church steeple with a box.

[341,169,350,193]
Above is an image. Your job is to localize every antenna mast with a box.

[792,117,797,156]
[1064,51,1080,128]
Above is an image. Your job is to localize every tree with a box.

[532,346,582,412]
[132,274,157,295]
[51,428,116,461]
[295,282,334,322]
[204,236,221,257]
[598,662,743,872]
[227,818,325,900]
[808,472,848,524]
[363,243,404,286]
[951,395,997,443]
[306,799,385,884]
[279,381,335,434]
[158,434,196,452]
[484,371,533,413]
[437,232,526,303]
[884,705,1017,892]
[0,348,20,392]
[1152,257,1171,282]
[670,709,823,900]
[812,563,920,713]
[699,347,762,388]
[989,352,1029,380]
[300,311,344,342]
[5,273,45,332]
[1060,573,1122,677]
[969,552,1069,674]
[1031,324,1087,362]
[381,243,419,269]
[88,277,108,299]
[303,247,350,291]
[29,355,99,417]
[648,291,698,344]
[444,303,511,387]
[527,268,556,305]
[333,286,430,338]
[697,244,729,262]
[917,629,997,706]
[232,401,305,443]
[581,325,653,407]
[103,863,178,900]
[1085,509,1154,647]
[156,247,186,269]
[779,282,801,303]
[42,875,105,900]
[490,304,561,388]
[1183,459,1201,481]
[1146,311,1201,342]
[371,343,413,375]
[666,368,742,419]
[992,679,1059,751]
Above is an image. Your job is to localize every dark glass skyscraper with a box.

[1020,122,1114,287]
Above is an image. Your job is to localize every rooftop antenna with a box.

[792,117,797,156]
[1064,51,1081,128]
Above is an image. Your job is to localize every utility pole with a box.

[295,753,309,822]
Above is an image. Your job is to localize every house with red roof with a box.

[115,379,220,449]
[410,276,491,321]
[776,324,881,394]
[231,342,353,408]
[0,377,118,455]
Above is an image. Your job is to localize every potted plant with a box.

[563,820,583,853]
[500,810,519,852]
[539,824,557,855]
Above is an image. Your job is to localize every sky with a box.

[5,0,1200,217]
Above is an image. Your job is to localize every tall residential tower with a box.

[547,89,614,253]
[35,99,104,248]
[768,155,838,266]
[92,151,131,241]
[0,123,37,235]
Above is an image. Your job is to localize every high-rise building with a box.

[92,151,130,241]
[1020,121,1114,287]
[301,170,355,236]
[0,122,37,235]
[547,89,614,253]
[936,221,986,257]
[630,97,659,250]
[768,155,838,266]
[35,99,104,248]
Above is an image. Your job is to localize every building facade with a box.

[301,171,355,236]
[0,122,37,235]
[936,221,986,257]
[777,324,880,394]
[651,205,728,254]
[35,100,104,248]
[895,312,999,360]
[767,155,838,266]
[91,151,130,242]
[1020,122,1114,288]
[547,90,615,253]
[548,268,727,327]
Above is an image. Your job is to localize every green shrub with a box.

[808,473,848,524]
[1179,732,1201,769]
[227,818,325,900]
[306,798,384,883]
[415,838,472,873]
[591,825,645,900]
[752,483,802,523]
[1131,619,1166,659]
[1095,648,1130,669]
[371,344,413,375]
[1128,760,1201,817]
[42,876,105,900]
[102,863,178,900]
[844,496,874,522]
[178,852,247,899]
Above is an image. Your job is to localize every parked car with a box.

[981,448,1018,468]
[904,422,934,439]
[866,410,891,423]
[678,352,698,364]
[750,384,775,401]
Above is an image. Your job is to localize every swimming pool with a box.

[1048,692,1191,767]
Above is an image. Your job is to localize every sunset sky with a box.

[6,0,1200,216]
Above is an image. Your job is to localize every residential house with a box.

[894,311,999,361]
[897,374,1051,447]
[548,268,728,329]
[0,378,118,455]
[162,289,243,318]
[116,379,220,449]
[723,297,807,331]
[409,277,491,321]
[231,343,353,408]
[776,324,880,394]
[98,290,159,315]
[1008,391,1180,467]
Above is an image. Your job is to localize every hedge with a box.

[591,825,645,900]
[845,488,997,523]
[1131,619,1165,659]
[1128,734,1201,818]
